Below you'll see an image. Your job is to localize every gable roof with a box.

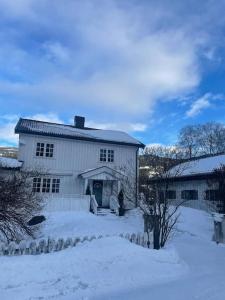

[0,157,22,170]
[15,118,145,148]
[79,166,124,180]
[168,154,225,178]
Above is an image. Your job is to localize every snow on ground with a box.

[1,207,225,300]
[39,209,143,239]
[0,237,185,300]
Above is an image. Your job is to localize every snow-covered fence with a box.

[0,232,153,256]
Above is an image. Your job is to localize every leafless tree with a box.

[198,122,225,155]
[138,146,189,249]
[0,168,44,242]
[178,122,225,158]
[178,125,200,158]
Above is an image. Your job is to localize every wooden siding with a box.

[18,133,137,207]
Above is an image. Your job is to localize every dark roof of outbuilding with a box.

[15,118,145,148]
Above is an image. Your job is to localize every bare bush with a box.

[0,169,44,242]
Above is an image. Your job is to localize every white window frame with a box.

[35,142,54,158]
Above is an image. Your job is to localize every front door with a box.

[93,180,103,206]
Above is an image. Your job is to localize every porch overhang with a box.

[78,166,124,181]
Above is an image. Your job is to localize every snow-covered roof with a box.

[15,118,145,148]
[169,154,225,177]
[0,157,22,169]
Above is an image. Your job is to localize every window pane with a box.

[36,142,44,157]
[181,190,198,200]
[166,190,176,199]
[46,143,54,157]
[108,150,114,162]
[42,178,51,193]
[52,178,60,193]
[33,177,41,192]
[100,149,107,162]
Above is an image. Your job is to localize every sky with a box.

[1,0,225,147]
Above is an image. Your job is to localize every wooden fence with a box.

[0,232,153,256]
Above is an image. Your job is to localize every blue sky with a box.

[1,0,225,147]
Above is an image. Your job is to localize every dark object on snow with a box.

[27,215,46,226]
[118,189,125,216]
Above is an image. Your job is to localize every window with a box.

[181,190,198,200]
[46,144,54,157]
[33,178,41,193]
[36,142,44,157]
[52,179,60,193]
[36,142,54,158]
[108,150,114,162]
[166,190,176,200]
[100,149,107,162]
[205,190,219,202]
[42,178,51,193]
[100,149,114,162]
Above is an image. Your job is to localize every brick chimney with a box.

[74,116,85,129]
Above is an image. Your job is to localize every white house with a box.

[163,154,225,213]
[15,116,145,213]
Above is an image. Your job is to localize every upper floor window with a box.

[100,149,107,162]
[100,149,114,162]
[36,143,45,157]
[36,142,54,158]
[46,144,54,157]
[108,149,114,162]
[181,190,198,200]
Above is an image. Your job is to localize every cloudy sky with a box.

[1,0,225,147]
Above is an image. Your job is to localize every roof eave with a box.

[15,128,144,148]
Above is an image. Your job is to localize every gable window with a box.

[36,143,44,157]
[181,190,198,200]
[46,144,54,157]
[42,178,51,193]
[100,149,114,162]
[52,178,60,193]
[100,149,107,162]
[108,150,114,162]
[166,190,176,200]
[33,178,41,193]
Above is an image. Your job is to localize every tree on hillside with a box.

[0,168,44,242]
[178,122,225,158]
[178,125,200,158]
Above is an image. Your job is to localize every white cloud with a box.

[0,0,209,118]
[186,93,224,117]
[85,121,147,132]
[0,113,64,146]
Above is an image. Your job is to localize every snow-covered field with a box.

[1,207,225,300]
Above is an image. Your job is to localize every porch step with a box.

[97,208,116,216]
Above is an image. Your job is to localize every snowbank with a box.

[0,237,186,300]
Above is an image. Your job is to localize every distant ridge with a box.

[0,147,18,158]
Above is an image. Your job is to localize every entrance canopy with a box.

[78,166,124,181]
